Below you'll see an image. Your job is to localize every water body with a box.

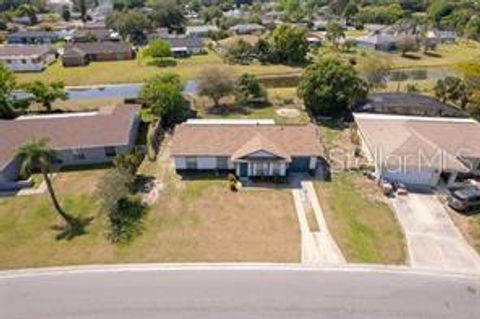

[13,80,200,101]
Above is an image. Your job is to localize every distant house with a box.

[186,25,219,37]
[426,30,457,46]
[306,32,324,47]
[7,31,59,44]
[0,105,141,191]
[147,35,204,56]
[62,41,134,67]
[356,93,468,118]
[70,28,120,43]
[0,45,56,72]
[355,32,398,51]
[171,120,324,178]
[229,23,265,35]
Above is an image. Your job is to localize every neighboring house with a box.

[306,32,324,47]
[355,32,398,51]
[0,45,56,72]
[171,119,324,178]
[426,30,457,46]
[7,31,60,44]
[0,105,141,191]
[70,28,120,43]
[186,25,219,37]
[148,36,204,57]
[356,93,468,118]
[229,23,265,35]
[62,41,134,67]
[354,113,480,188]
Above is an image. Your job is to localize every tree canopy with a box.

[298,57,368,117]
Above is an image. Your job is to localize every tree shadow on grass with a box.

[401,53,421,60]
[206,104,252,116]
[51,216,94,241]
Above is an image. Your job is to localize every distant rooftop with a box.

[356,93,468,118]
[186,119,275,125]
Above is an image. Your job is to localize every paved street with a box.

[1,266,479,319]
[391,192,480,274]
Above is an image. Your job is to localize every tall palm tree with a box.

[15,138,73,227]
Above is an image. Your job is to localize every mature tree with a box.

[198,66,236,108]
[434,76,471,109]
[269,24,308,65]
[236,73,267,104]
[326,21,345,49]
[140,73,186,128]
[107,10,150,45]
[202,5,223,24]
[17,4,38,25]
[357,57,391,91]
[75,0,88,22]
[465,16,480,41]
[96,155,146,244]
[148,0,186,33]
[356,3,404,24]
[23,81,68,112]
[397,35,419,57]
[61,5,71,22]
[0,64,29,119]
[16,138,75,228]
[298,57,368,117]
[224,38,254,64]
[143,39,171,60]
[343,2,359,25]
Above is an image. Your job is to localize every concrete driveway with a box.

[391,192,480,274]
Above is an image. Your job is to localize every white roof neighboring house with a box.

[354,113,480,186]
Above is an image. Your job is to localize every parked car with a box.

[447,186,480,212]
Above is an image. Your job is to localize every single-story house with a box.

[148,36,204,57]
[186,25,219,37]
[0,45,56,72]
[7,31,60,44]
[171,119,324,178]
[70,28,120,43]
[229,23,265,35]
[354,113,480,188]
[62,41,134,67]
[355,32,398,51]
[0,105,141,191]
[426,30,457,46]
[356,93,468,118]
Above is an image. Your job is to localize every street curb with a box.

[1,263,480,280]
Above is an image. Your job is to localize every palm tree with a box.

[15,138,74,228]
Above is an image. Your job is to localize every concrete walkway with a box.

[291,178,345,265]
[391,192,480,274]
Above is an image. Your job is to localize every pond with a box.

[13,80,200,101]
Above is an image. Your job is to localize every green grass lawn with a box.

[0,163,300,269]
[315,172,406,264]
[16,51,300,86]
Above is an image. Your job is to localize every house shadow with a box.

[206,105,252,116]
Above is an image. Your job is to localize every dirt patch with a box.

[276,107,301,118]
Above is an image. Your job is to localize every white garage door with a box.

[382,168,439,186]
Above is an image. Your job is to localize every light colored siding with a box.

[309,157,317,170]
[175,157,186,169]
[197,157,217,169]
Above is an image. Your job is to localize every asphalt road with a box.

[1,267,480,319]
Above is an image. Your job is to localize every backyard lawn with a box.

[0,164,300,269]
[315,172,406,264]
[16,51,301,86]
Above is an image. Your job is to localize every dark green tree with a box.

[23,81,68,112]
[269,24,308,65]
[298,57,368,117]
[236,73,267,104]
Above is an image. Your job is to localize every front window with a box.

[186,157,197,169]
[21,59,27,64]
[72,149,86,160]
[254,162,269,176]
[272,163,281,176]
[104,146,116,157]
[217,157,229,170]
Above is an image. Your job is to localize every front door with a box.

[239,163,248,177]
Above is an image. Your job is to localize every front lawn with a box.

[16,51,300,86]
[0,165,300,269]
[315,172,406,264]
